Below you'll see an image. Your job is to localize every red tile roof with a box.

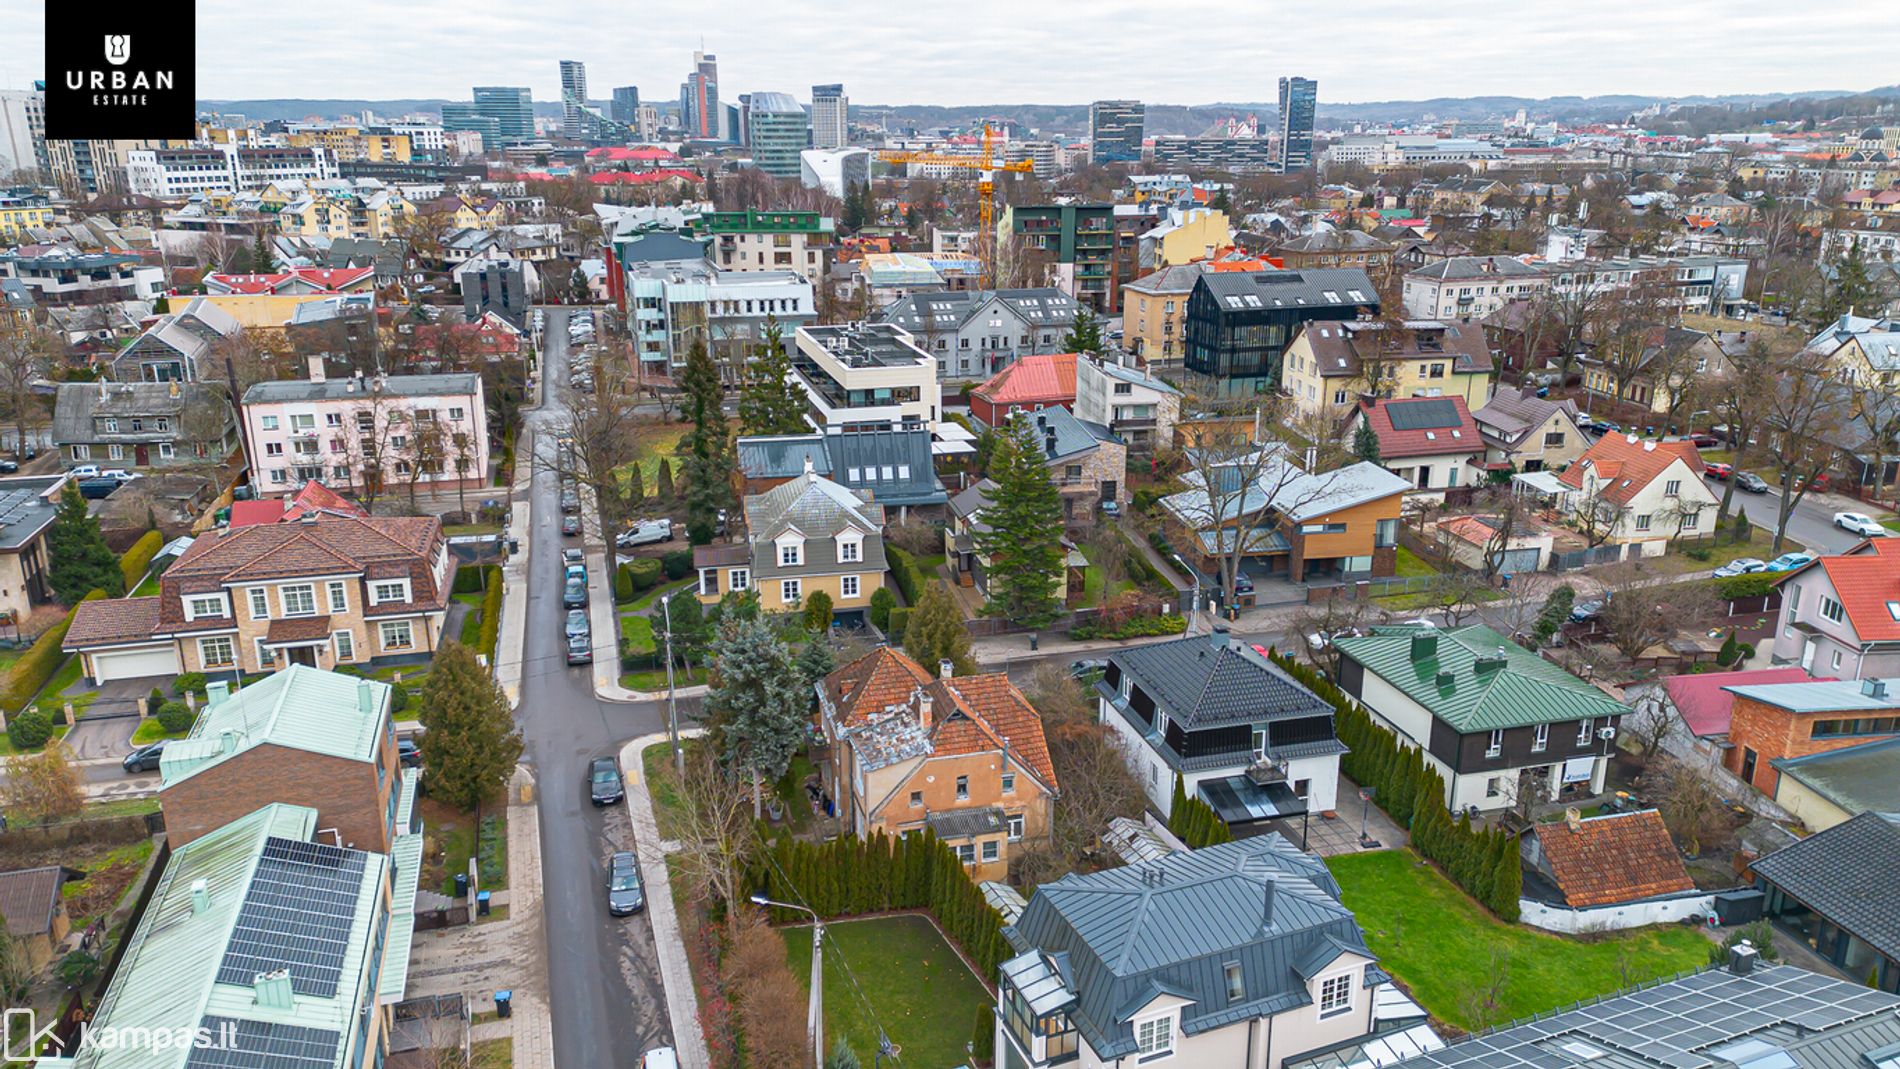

[930,673,1058,789]
[971,353,1078,409]
[586,146,682,163]
[1353,396,1482,458]
[1811,539,1900,641]
[825,646,934,729]
[1557,434,1705,506]
[226,482,368,528]
[204,267,374,295]
[589,169,702,186]
[1534,809,1696,907]
[1661,667,1819,737]
[63,596,163,650]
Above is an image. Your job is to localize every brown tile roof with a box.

[0,866,63,936]
[930,674,1059,790]
[1535,809,1695,907]
[1300,319,1494,379]
[266,616,334,643]
[63,597,164,649]
[1557,434,1705,506]
[825,646,934,729]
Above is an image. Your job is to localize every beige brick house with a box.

[816,647,1058,882]
[63,512,452,682]
[694,464,887,627]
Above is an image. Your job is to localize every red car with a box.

[1704,462,1733,481]
[1794,473,1832,494]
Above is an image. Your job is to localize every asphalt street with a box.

[1699,472,1866,558]
[521,308,700,1067]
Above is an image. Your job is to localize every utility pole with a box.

[752,895,823,1069]
[661,593,682,776]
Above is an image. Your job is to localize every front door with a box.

[1740,747,1758,785]
[286,646,318,668]
[135,444,149,465]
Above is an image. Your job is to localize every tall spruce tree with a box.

[1352,418,1382,464]
[736,318,811,436]
[974,416,1065,628]
[416,642,523,811]
[903,581,976,676]
[47,483,122,603]
[678,339,733,544]
[707,615,807,817]
[1062,308,1105,355]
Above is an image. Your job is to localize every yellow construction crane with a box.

[878,123,1034,288]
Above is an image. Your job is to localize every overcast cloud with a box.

[4,0,1898,107]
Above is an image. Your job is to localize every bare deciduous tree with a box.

[1758,346,1849,553]
[663,747,756,923]
[3,743,83,824]
[1620,688,1684,767]
[0,317,58,460]
[1020,664,1146,871]
[1595,564,1720,663]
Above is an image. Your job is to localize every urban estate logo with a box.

[44,6,196,139]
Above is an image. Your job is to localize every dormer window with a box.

[780,541,802,567]
[837,532,863,563]
[1134,1013,1175,1056]
[1318,972,1353,1018]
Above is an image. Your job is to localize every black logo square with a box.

[43,7,197,140]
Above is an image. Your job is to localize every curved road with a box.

[520,308,700,1067]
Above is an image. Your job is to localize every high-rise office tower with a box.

[559,61,588,139]
[810,84,847,149]
[747,93,807,178]
[1089,100,1145,164]
[611,87,640,125]
[683,51,720,140]
[0,88,47,177]
[1278,76,1317,172]
[470,86,533,146]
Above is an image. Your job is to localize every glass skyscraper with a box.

[747,92,807,177]
[470,86,533,146]
[1278,77,1317,172]
[1089,100,1145,164]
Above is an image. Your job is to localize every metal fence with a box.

[1549,544,1634,572]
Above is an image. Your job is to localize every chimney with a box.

[1211,622,1231,650]
[1564,806,1582,833]
[1260,873,1276,925]
[307,355,326,383]
[1410,631,1438,662]
[939,659,954,680]
[219,728,239,754]
[1862,678,1887,700]
[1435,670,1455,687]
[917,689,933,727]
[206,680,231,706]
[1728,940,1759,976]
[803,454,815,476]
[358,679,376,716]
[190,878,210,915]
[253,969,295,1010]
[1474,646,1508,674]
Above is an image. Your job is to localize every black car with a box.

[1569,598,1605,624]
[397,739,423,768]
[0,460,17,473]
[1735,472,1771,494]
[607,851,644,915]
[589,756,624,806]
[123,740,166,773]
[562,515,581,536]
[563,577,587,608]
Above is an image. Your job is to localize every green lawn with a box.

[780,914,991,1069]
[1327,851,1711,1031]
[1392,546,1438,578]
[131,574,162,596]
[621,665,707,693]
[444,523,503,537]
[130,718,191,745]
[628,577,696,613]
[1651,527,1789,576]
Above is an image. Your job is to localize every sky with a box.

[5,0,1900,107]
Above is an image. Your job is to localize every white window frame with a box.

[955,775,969,800]
[1001,772,1016,794]
[837,536,862,563]
[1134,1014,1175,1057]
[840,574,859,599]
[1007,813,1024,841]
[1532,723,1548,753]
[379,620,415,651]
[729,568,750,592]
[1578,718,1594,746]
[184,594,228,620]
[779,541,802,567]
[981,840,999,863]
[198,635,236,669]
[333,630,355,662]
[955,842,976,865]
[1318,972,1354,1018]
[260,415,279,431]
[1820,596,1845,624]
[1486,729,1503,757]
[780,578,801,604]
[280,584,317,617]
[248,588,269,620]
[370,579,411,606]
[327,581,349,614]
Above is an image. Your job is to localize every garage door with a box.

[1498,548,1543,575]
[91,646,182,683]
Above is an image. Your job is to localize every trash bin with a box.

[477,890,491,917]
[1712,888,1765,925]
[494,991,512,1019]
[454,873,469,898]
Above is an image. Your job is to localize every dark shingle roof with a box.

[1750,811,1900,961]
[1195,268,1378,312]
[0,866,63,936]
[1111,633,1333,729]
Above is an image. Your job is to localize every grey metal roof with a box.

[737,435,832,479]
[1723,677,1900,714]
[1014,406,1119,463]
[1749,812,1900,962]
[1110,632,1334,729]
[874,287,1076,332]
[242,373,480,405]
[54,382,231,445]
[0,477,66,552]
[1769,737,1900,818]
[1395,963,1900,1069]
[735,428,948,507]
[616,231,710,263]
[1003,836,1375,1060]
[1405,255,1546,281]
[743,472,888,580]
[1194,268,1378,311]
[925,805,1007,841]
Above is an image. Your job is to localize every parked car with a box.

[397,739,423,768]
[1687,433,1720,448]
[563,548,584,565]
[1764,552,1816,572]
[1834,512,1887,538]
[565,609,590,639]
[68,464,100,479]
[560,490,580,513]
[77,478,121,499]
[1068,658,1107,680]
[640,1049,679,1069]
[564,563,587,586]
[0,460,18,473]
[607,850,645,915]
[562,515,581,536]
[1713,557,1767,578]
[97,468,137,481]
[617,519,673,547]
[563,577,588,608]
[566,632,593,665]
[1100,499,1122,519]
[1794,473,1832,494]
[1569,599,1605,623]
[1704,462,1734,481]
[589,756,624,805]
[122,741,165,774]
[1734,472,1770,494]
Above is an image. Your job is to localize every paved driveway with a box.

[62,715,135,761]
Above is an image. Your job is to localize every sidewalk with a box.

[619,730,711,1069]
[497,424,535,709]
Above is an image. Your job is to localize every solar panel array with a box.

[1385,399,1464,431]
[1399,966,1900,1069]
[185,1017,342,1069]
[215,837,367,998]
[0,489,39,528]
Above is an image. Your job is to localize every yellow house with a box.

[287,126,412,163]
[1120,263,1203,366]
[278,190,414,241]
[0,204,55,241]
[421,194,505,231]
[1281,319,1495,422]
[189,291,345,330]
[1142,208,1233,270]
[1806,314,1900,389]
[693,467,886,623]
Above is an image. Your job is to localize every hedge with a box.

[119,530,164,592]
[453,564,488,594]
[7,709,52,750]
[1168,773,1234,848]
[1714,572,1781,599]
[1,588,107,712]
[614,564,636,603]
[887,606,912,645]
[1070,613,1186,641]
[886,545,925,605]
[661,550,694,581]
[1268,649,1521,920]
[624,558,663,593]
[868,587,896,631]
[752,827,1011,979]
[1117,528,1165,590]
[155,701,194,733]
[476,566,503,661]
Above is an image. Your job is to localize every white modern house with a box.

[790,323,942,432]
[1770,540,1900,678]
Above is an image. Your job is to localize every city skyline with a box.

[4,0,1897,107]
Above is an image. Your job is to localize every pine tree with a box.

[416,642,524,811]
[1062,308,1105,355]
[1170,773,1189,831]
[47,483,123,603]
[627,463,645,505]
[903,581,976,676]
[252,229,272,273]
[970,1003,995,1064]
[1490,831,1522,920]
[1352,418,1382,463]
[678,339,732,545]
[795,634,835,697]
[975,416,1065,628]
[706,615,807,817]
[657,457,676,500]
[1732,506,1752,545]
[737,318,811,436]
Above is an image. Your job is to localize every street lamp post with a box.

[752,895,824,1069]
[1358,785,1378,847]
[661,594,682,776]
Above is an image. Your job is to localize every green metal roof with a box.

[75,803,390,1069]
[1333,625,1628,732]
[161,666,391,788]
